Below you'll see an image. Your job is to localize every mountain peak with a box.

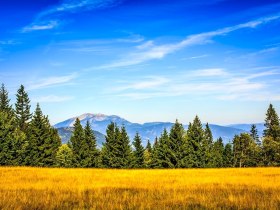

[78,113,107,121]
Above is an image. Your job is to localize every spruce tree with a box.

[211,137,224,167]
[26,104,61,166]
[262,104,280,166]
[69,118,85,167]
[202,123,214,167]
[83,121,99,167]
[169,119,186,168]
[151,129,174,168]
[101,122,116,168]
[15,85,32,132]
[0,83,12,114]
[183,116,204,168]
[223,143,233,167]
[132,132,145,168]
[0,111,15,165]
[250,124,260,145]
[264,104,280,141]
[117,126,133,168]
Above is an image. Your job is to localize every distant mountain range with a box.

[54,113,264,146]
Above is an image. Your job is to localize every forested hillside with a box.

[1,83,280,168]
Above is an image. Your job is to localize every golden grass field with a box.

[0,167,280,209]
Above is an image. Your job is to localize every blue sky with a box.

[1,0,280,125]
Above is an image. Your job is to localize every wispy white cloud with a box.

[27,73,77,90]
[99,14,280,69]
[22,0,122,32]
[183,54,209,60]
[112,77,169,92]
[32,95,74,103]
[190,68,228,77]
[107,67,280,102]
[22,20,59,32]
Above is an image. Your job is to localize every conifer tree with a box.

[69,118,85,167]
[15,85,32,132]
[250,124,260,145]
[83,121,99,167]
[101,122,116,168]
[26,104,61,166]
[132,132,145,168]
[0,83,12,114]
[202,123,214,167]
[211,137,224,167]
[0,111,15,165]
[183,116,204,168]
[223,143,233,167]
[264,104,280,141]
[169,120,185,168]
[117,126,133,168]
[262,104,280,166]
[151,129,174,168]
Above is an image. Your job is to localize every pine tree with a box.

[0,83,13,114]
[132,132,145,168]
[101,122,116,168]
[0,111,15,165]
[250,124,260,145]
[223,143,233,167]
[69,118,85,167]
[169,119,186,168]
[151,129,174,168]
[211,137,224,167]
[117,126,133,168]
[83,121,99,167]
[26,104,61,166]
[183,116,204,168]
[15,85,32,132]
[56,144,73,167]
[264,104,280,141]
[262,104,280,166]
[202,123,213,167]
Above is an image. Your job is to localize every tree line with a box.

[0,83,280,168]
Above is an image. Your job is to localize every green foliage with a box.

[264,104,280,141]
[0,83,13,115]
[201,123,214,167]
[1,83,280,169]
[15,85,32,132]
[132,133,145,168]
[211,137,224,167]
[69,118,85,167]
[101,123,132,168]
[26,104,61,166]
[83,121,100,167]
[56,144,73,167]
[183,116,204,168]
[223,143,233,167]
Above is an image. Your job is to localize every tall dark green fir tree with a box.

[132,132,145,168]
[69,118,86,167]
[15,85,32,132]
[83,121,99,167]
[26,104,61,166]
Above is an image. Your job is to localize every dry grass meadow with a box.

[0,167,280,209]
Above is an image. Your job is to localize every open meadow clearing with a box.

[0,167,280,209]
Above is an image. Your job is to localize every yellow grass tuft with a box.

[0,167,280,209]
